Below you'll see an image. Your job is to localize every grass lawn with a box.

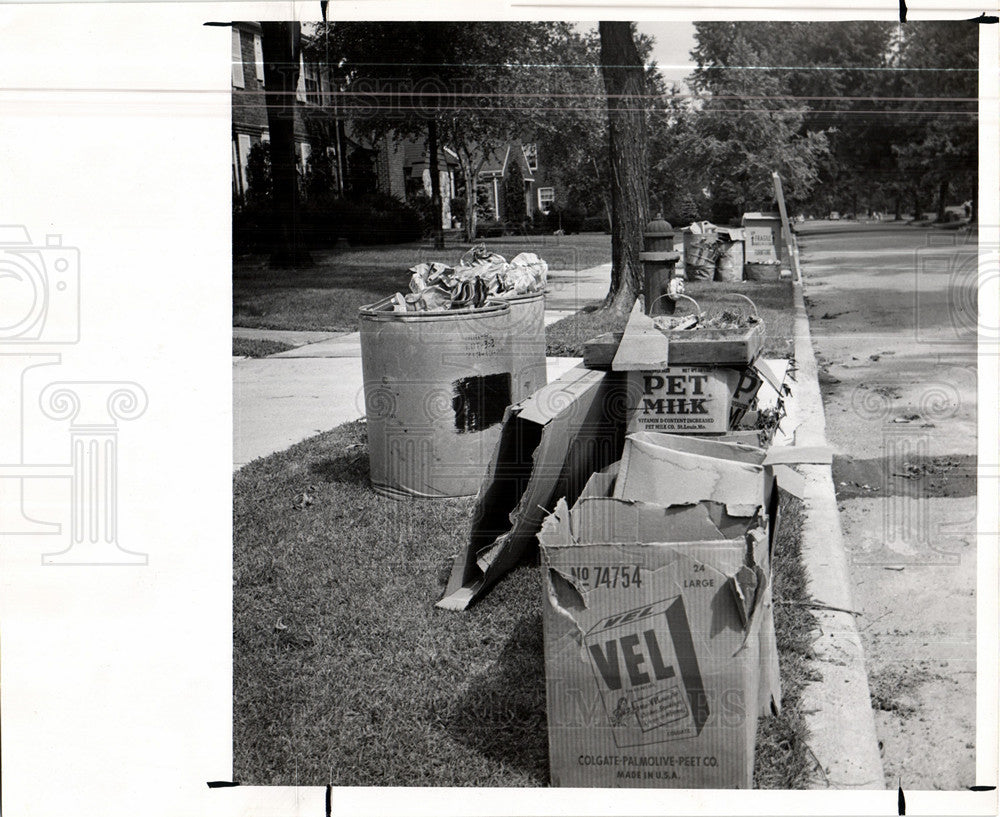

[234,418,817,787]
[233,234,611,333]
[233,337,295,358]
[546,280,796,359]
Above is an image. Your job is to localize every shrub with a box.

[475,219,506,238]
[235,192,422,252]
[544,206,584,234]
[408,190,439,237]
[580,213,610,233]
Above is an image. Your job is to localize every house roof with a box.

[477,142,534,181]
[398,138,459,174]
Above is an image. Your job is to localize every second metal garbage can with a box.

[360,299,514,499]
[500,290,547,402]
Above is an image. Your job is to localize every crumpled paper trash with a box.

[389,245,548,312]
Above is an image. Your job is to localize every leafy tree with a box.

[671,28,830,215]
[892,21,978,221]
[313,21,574,243]
[684,21,976,220]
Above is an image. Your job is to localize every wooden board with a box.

[610,300,670,371]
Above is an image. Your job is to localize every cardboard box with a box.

[438,364,625,610]
[539,460,772,788]
[625,367,740,435]
[741,212,784,265]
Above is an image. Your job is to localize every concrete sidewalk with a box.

[233,264,610,470]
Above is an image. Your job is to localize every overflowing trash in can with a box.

[389,245,548,312]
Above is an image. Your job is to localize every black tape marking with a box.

[206,780,240,788]
[899,0,907,22]
[326,783,333,816]
[451,373,511,433]
[970,13,999,23]
[898,782,906,815]
[970,785,998,791]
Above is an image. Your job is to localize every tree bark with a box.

[427,119,445,249]
[260,22,312,268]
[457,150,486,243]
[971,179,977,223]
[599,22,649,315]
[936,178,948,222]
[894,193,902,221]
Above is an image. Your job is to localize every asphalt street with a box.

[797,221,980,790]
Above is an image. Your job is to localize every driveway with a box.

[796,222,979,789]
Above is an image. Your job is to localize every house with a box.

[476,142,556,220]
[232,23,556,230]
[231,22,348,200]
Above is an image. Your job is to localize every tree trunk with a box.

[912,189,921,221]
[260,22,312,268]
[936,178,948,222]
[599,21,649,315]
[894,193,902,221]
[427,119,445,249]
[971,181,977,223]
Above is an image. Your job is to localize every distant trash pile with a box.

[389,245,548,312]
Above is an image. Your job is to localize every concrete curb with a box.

[791,280,886,789]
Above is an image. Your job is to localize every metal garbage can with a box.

[715,227,745,282]
[683,225,718,281]
[500,290,547,402]
[359,299,514,499]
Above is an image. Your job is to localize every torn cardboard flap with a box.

[438,365,625,611]
[614,432,765,516]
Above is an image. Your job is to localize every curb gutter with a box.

[791,280,886,789]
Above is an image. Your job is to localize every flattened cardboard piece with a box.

[540,502,769,788]
[611,301,670,372]
[437,365,624,610]
[614,432,764,517]
[762,445,833,466]
[625,367,740,435]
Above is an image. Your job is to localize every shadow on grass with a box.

[309,449,370,485]
[440,613,549,781]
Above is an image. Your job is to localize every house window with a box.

[537,187,555,212]
[231,29,245,88]
[522,143,538,173]
[305,63,321,105]
[253,34,264,81]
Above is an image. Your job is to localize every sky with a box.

[575,22,698,89]
[636,22,699,88]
